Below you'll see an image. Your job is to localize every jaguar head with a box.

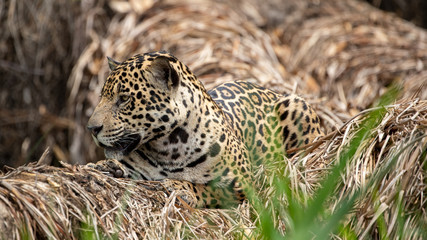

[87,52,185,156]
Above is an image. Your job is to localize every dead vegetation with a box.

[0,161,252,239]
[0,0,426,239]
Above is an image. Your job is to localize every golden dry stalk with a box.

[0,161,252,239]
[0,0,426,239]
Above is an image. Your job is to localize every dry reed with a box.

[0,0,426,239]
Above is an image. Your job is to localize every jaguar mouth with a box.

[104,134,142,155]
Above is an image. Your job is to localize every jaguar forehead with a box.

[101,51,180,99]
[101,77,119,100]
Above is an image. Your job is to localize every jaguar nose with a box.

[87,125,103,136]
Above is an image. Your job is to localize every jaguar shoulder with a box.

[87,51,323,208]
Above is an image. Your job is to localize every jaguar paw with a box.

[87,159,129,178]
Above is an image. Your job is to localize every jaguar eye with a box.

[118,95,130,105]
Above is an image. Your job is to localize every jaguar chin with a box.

[95,134,141,156]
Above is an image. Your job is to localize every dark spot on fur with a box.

[219,133,226,142]
[262,145,268,153]
[302,125,311,136]
[291,110,297,120]
[280,110,289,121]
[135,150,157,167]
[168,127,189,144]
[170,168,184,173]
[290,133,297,141]
[209,143,221,157]
[161,115,169,122]
[222,167,229,176]
[302,102,308,110]
[283,126,290,143]
[146,113,155,122]
[187,154,207,168]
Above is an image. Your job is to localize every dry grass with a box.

[0,160,255,239]
[311,99,426,238]
[274,0,427,107]
[0,0,426,239]
[0,0,109,166]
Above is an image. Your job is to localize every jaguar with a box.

[87,51,323,208]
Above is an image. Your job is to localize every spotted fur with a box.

[87,51,323,208]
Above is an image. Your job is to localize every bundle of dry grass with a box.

[0,159,253,239]
[296,98,426,238]
[271,0,427,109]
[0,0,111,167]
[1,0,426,238]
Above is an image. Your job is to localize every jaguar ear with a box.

[107,56,121,71]
[149,56,180,90]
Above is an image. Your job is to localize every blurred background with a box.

[1,0,426,168]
